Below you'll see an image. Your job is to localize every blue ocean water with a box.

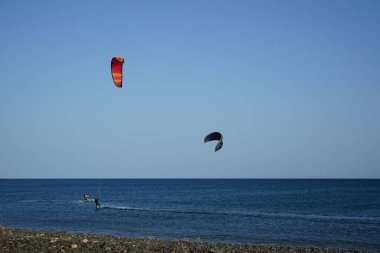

[0,179,379,251]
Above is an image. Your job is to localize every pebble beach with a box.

[0,225,371,253]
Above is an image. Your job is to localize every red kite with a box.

[111,57,125,88]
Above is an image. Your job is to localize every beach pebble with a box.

[70,244,77,249]
[82,239,88,243]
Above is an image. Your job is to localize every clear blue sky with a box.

[1,0,379,178]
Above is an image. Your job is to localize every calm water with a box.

[0,179,379,251]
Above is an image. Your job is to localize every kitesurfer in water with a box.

[95,197,100,209]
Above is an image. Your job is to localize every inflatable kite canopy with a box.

[111,57,125,88]
[204,132,224,152]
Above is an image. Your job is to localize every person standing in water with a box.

[95,197,100,209]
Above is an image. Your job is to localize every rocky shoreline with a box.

[0,225,371,253]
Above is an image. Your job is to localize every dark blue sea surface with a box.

[0,179,379,251]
